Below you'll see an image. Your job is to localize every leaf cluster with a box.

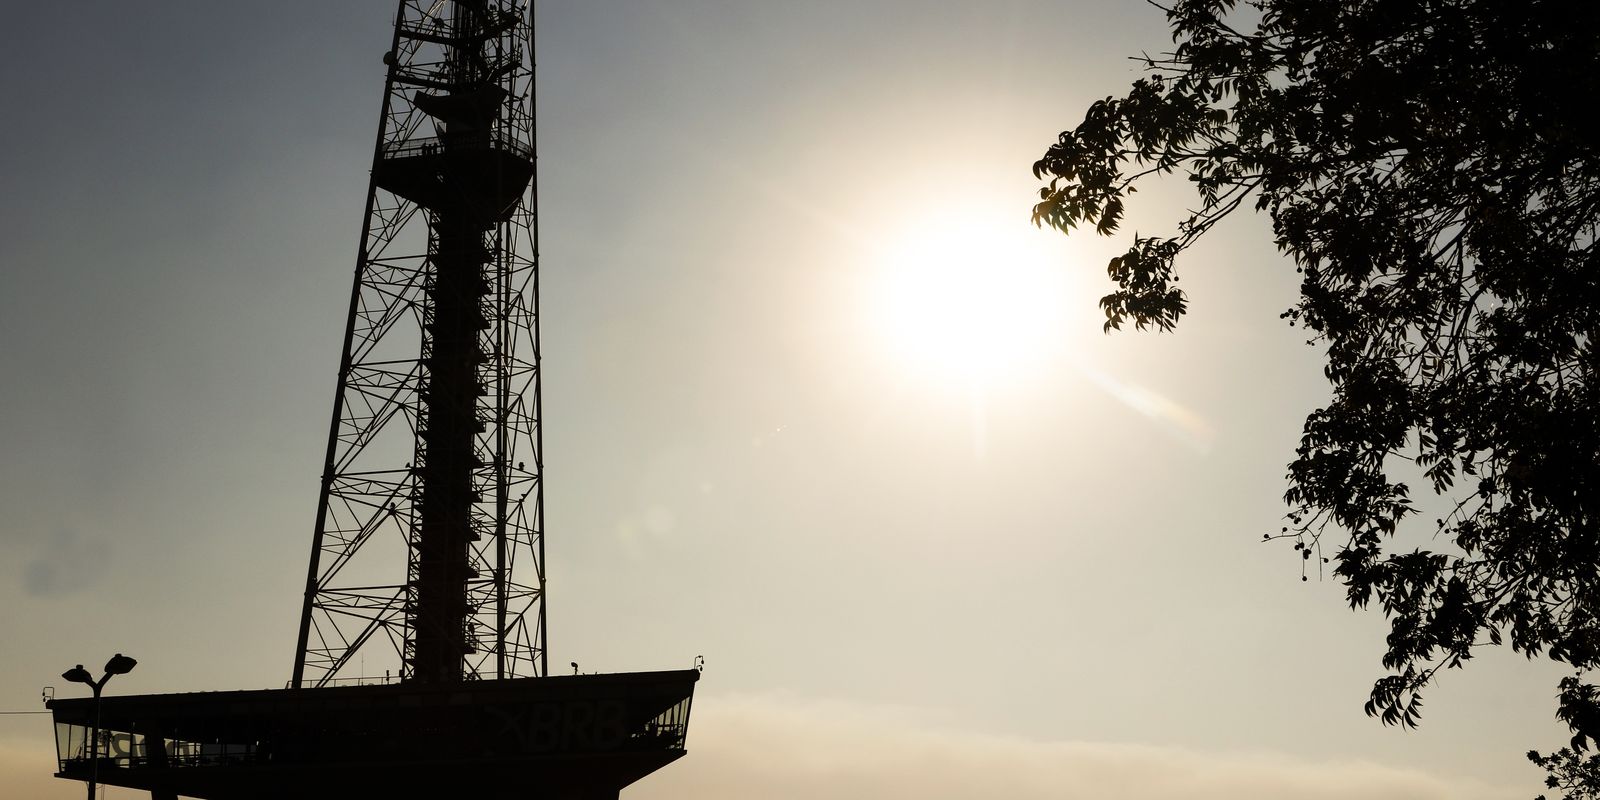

[1033,0,1600,781]
[1533,678,1600,799]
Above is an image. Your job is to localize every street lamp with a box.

[62,654,137,800]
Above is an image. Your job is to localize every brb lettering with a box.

[491,700,627,752]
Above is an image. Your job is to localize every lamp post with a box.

[62,654,137,800]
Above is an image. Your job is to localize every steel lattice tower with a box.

[49,6,698,794]
[48,5,699,796]
[292,0,547,688]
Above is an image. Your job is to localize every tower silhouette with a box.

[292,0,547,690]
[46,4,699,798]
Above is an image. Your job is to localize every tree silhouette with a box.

[1032,0,1598,793]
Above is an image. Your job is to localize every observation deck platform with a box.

[48,669,697,800]
[373,133,534,223]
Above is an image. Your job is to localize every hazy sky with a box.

[0,2,1569,798]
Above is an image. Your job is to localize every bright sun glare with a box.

[871,212,1075,391]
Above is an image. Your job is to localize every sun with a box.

[868,210,1075,391]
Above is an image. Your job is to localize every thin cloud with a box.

[0,695,1521,799]
[0,739,78,799]
[637,694,1515,800]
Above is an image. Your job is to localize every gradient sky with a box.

[0,2,1571,797]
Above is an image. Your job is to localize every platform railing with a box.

[56,725,263,772]
[380,130,534,163]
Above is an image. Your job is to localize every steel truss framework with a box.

[293,0,546,688]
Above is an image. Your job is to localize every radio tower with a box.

[47,4,699,798]
[292,0,546,689]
